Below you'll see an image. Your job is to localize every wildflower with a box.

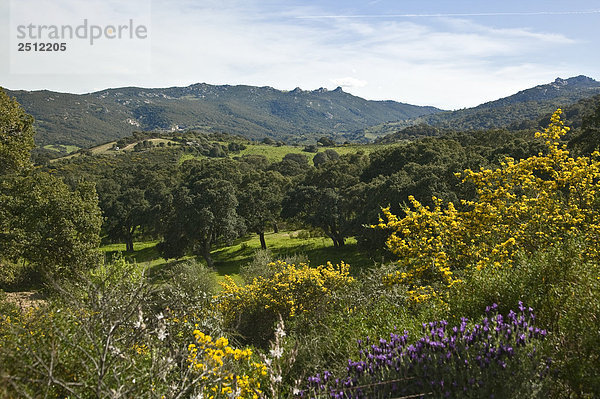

[270,346,283,359]
[303,304,548,397]
[375,109,600,302]
[157,325,168,341]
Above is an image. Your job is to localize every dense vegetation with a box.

[9,76,600,152]
[1,87,600,398]
[361,76,600,139]
[6,84,440,149]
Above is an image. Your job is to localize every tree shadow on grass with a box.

[103,244,160,265]
[102,234,390,279]
[212,240,387,276]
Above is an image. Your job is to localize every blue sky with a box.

[1,0,598,109]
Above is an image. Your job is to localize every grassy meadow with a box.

[100,230,382,284]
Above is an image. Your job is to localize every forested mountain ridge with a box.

[3,84,441,148]
[375,93,600,145]
[5,75,599,150]
[360,75,600,139]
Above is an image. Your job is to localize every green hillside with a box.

[4,84,441,148]
[361,75,600,139]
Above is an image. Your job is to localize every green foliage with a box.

[239,249,309,282]
[5,84,440,148]
[313,148,340,167]
[0,261,156,398]
[153,259,217,316]
[270,152,312,176]
[158,169,244,267]
[0,88,35,175]
[0,171,102,285]
[0,258,258,399]
[0,92,102,287]
[237,170,288,249]
[286,264,429,378]
[283,153,367,247]
[219,260,354,347]
[373,123,448,143]
[282,185,350,247]
[567,95,600,155]
[97,159,174,251]
[317,136,336,147]
[448,239,600,397]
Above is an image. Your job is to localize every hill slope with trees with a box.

[4,84,441,148]
[360,75,600,139]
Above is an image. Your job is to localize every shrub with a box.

[186,329,267,398]
[240,249,309,282]
[154,259,217,314]
[219,260,354,347]
[0,258,255,398]
[447,239,600,397]
[0,260,163,398]
[303,304,550,398]
[376,109,600,304]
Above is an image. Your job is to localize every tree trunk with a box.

[204,253,214,269]
[125,239,134,252]
[259,231,267,250]
[125,226,136,252]
[201,240,214,269]
[272,222,279,233]
[324,225,340,247]
[323,227,338,247]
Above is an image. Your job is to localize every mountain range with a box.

[3,84,440,149]
[360,75,600,139]
[3,75,600,149]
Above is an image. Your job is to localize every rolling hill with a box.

[3,84,441,149]
[6,75,600,149]
[359,75,600,140]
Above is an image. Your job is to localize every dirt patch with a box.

[3,291,46,311]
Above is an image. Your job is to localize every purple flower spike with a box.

[304,303,549,398]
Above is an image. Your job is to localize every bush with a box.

[0,258,41,290]
[304,304,550,399]
[154,259,217,314]
[0,260,163,397]
[376,109,600,304]
[0,258,266,398]
[186,329,267,398]
[219,260,354,347]
[240,249,308,282]
[285,264,443,384]
[447,240,600,397]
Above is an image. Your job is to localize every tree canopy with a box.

[0,88,35,175]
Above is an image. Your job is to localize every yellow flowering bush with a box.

[377,196,464,304]
[219,260,354,345]
[377,109,600,303]
[186,329,266,398]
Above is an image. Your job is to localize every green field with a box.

[100,230,384,284]
[52,133,394,165]
[43,144,80,153]
[176,143,388,164]
[237,143,384,162]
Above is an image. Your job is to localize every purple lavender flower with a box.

[302,304,549,398]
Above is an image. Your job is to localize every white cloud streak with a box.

[1,0,594,109]
[296,10,600,19]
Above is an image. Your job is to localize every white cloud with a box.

[0,0,593,109]
[330,77,367,89]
